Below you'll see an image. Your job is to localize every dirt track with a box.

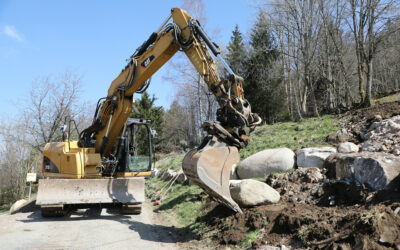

[0,202,184,249]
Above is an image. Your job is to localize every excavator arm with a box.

[78,8,261,213]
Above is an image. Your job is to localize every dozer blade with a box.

[36,178,144,206]
[182,136,243,213]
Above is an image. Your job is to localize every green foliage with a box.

[0,186,13,213]
[226,24,247,76]
[155,154,185,172]
[131,91,164,154]
[243,11,287,123]
[374,92,400,104]
[240,115,339,159]
[161,100,190,152]
[240,230,261,249]
[147,177,205,226]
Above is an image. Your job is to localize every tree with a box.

[226,25,247,76]
[131,92,164,154]
[161,100,190,151]
[347,0,399,107]
[0,70,89,202]
[0,118,34,201]
[243,11,286,123]
[23,71,84,152]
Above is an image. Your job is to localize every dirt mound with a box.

[341,101,400,142]
[197,168,400,249]
[347,101,400,123]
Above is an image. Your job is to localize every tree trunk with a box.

[366,58,373,107]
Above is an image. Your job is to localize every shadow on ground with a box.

[17,207,198,243]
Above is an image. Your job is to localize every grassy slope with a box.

[240,115,339,159]
[147,115,340,230]
[374,92,400,105]
[148,155,205,227]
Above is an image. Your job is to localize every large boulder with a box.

[326,128,352,144]
[297,147,336,168]
[230,179,280,207]
[337,142,359,153]
[236,148,295,179]
[230,164,239,180]
[354,154,400,190]
[324,152,400,190]
[10,199,27,214]
[324,153,356,179]
[160,169,177,181]
[175,171,187,184]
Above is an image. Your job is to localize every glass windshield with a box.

[127,155,151,172]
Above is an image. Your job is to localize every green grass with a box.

[0,204,11,214]
[155,154,185,171]
[239,230,262,249]
[149,153,205,227]
[147,177,205,226]
[240,115,339,159]
[374,92,400,105]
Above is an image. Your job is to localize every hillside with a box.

[146,114,341,248]
[147,96,400,249]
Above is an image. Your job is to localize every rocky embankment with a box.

[151,103,400,249]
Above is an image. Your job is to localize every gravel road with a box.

[0,202,182,249]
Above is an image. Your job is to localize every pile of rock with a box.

[154,115,400,209]
[361,115,400,155]
[153,169,187,184]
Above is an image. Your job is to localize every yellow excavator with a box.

[36,8,261,217]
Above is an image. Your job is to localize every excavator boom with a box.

[38,8,261,216]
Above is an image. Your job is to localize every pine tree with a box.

[130,92,164,154]
[244,12,286,123]
[226,24,246,76]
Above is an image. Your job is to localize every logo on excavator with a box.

[141,55,155,69]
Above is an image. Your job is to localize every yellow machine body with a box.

[42,141,152,179]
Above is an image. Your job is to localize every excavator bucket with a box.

[182,136,243,213]
[36,178,145,207]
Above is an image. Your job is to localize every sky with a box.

[0,0,258,118]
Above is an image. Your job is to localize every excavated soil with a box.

[193,101,400,249]
[340,101,400,142]
[346,101,400,123]
[194,101,400,249]
[197,171,400,249]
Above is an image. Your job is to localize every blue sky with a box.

[0,1,258,118]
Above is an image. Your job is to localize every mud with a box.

[197,169,400,249]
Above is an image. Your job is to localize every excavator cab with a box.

[115,118,154,176]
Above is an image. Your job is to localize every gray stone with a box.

[236,148,295,179]
[10,199,27,214]
[155,169,164,178]
[326,129,351,144]
[338,142,359,153]
[362,115,400,155]
[160,169,176,181]
[175,171,187,184]
[354,154,400,190]
[297,147,336,168]
[230,164,239,180]
[229,179,280,207]
[324,152,400,190]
